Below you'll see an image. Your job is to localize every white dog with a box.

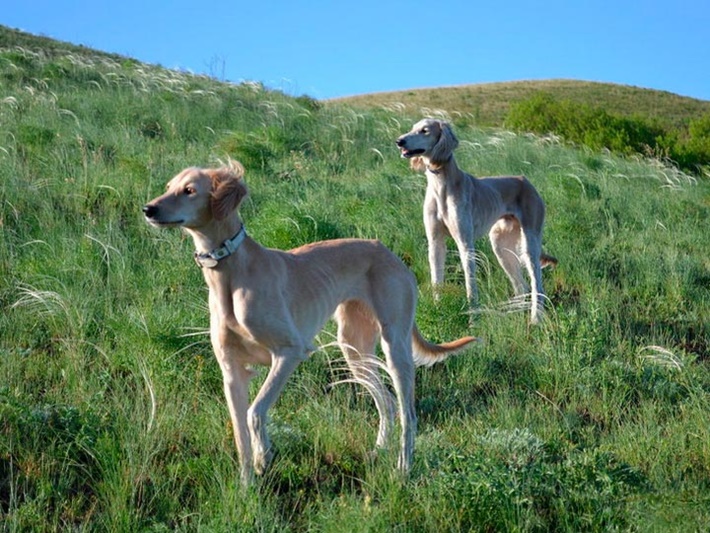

[396,118,557,324]
[143,161,477,485]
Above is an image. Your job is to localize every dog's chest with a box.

[220,314,273,366]
[427,179,465,220]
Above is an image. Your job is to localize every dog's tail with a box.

[541,253,558,269]
[411,326,480,368]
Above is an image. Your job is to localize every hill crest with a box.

[328,79,710,129]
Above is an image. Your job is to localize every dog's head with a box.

[396,118,459,171]
[143,160,248,229]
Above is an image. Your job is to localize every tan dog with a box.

[396,118,557,324]
[143,161,477,485]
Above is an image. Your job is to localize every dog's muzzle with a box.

[142,204,183,227]
[396,137,424,158]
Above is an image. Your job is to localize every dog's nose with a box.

[396,137,406,147]
[143,204,158,218]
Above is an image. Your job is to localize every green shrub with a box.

[505,92,708,172]
[671,113,710,172]
[420,430,647,532]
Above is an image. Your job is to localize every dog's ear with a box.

[429,121,459,165]
[409,156,426,172]
[208,161,248,221]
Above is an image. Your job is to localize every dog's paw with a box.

[253,447,273,476]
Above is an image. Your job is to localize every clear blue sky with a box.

[4,1,710,101]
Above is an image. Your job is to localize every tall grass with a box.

[1,36,709,531]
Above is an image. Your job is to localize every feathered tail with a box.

[411,326,479,368]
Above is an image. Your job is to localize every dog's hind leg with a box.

[370,269,417,473]
[335,301,396,449]
[520,230,545,324]
[379,326,416,474]
[489,217,528,296]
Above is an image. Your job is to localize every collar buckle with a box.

[194,254,219,268]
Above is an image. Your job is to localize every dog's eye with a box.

[421,128,428,134]
[184,186,196,195]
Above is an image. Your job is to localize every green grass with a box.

[1,27,710,532]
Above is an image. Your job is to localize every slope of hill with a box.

[1,25,709,532]
[0,25,128,62]
[330,79,710,130]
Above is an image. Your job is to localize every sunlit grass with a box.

[1,27,709,531]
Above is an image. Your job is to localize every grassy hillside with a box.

[1,26,710,532]
[332,79,710,130]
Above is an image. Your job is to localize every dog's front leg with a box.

[456,240,478,306]
[213,330,254,486]
[220,357,254,486]
[248,345,307,475]
[424,198,446,298]
[450,214,478,306]
[209,289,257,486]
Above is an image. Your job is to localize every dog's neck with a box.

[185,215,247,268]
[423,155,470,199]
[423,155,465,182]
[424,154,455,175]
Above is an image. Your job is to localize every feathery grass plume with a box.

[12,281,76,323]
[638,345,685,370]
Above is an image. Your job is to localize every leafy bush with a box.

[672,113,710,171]
[506,92,710,173]
[421,429,647,532]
